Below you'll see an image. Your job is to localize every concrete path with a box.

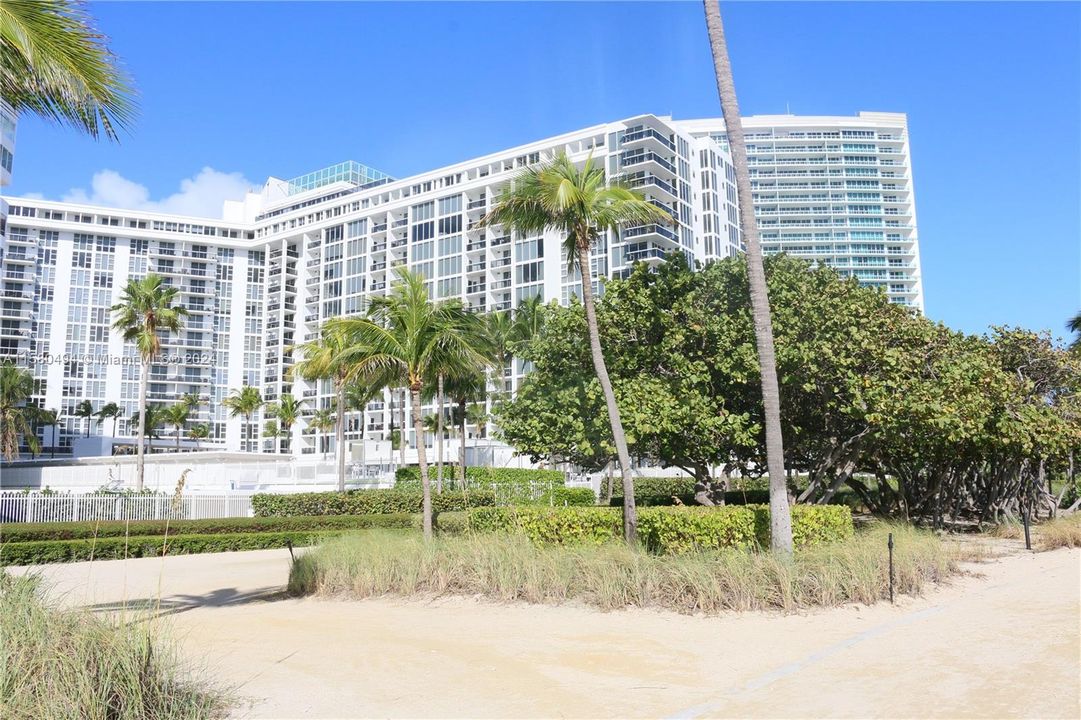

[11,545,1080,719]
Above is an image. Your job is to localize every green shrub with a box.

[394,466,566,504]
[442,503,854,552]
[460,506,621,545]
[250,489,494,517]
[534,486,596,507]
[789,504,856,547]
[609,477,772,507]
[0,514,416,543]
[637,506,759,552]
[0,529,352,566]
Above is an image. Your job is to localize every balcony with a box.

[622,126,676,153]
[620,149,676,177]
[466,261,487,273]
[467,198,487,210]
[625,172,677,202]
[372,223,388,233]
[490,235,510,247]
[624,223,678,244]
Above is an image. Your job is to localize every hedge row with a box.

[0,514,416,543]
[251,489,494,517]
[438,504,853,553]
[0,530,341,567]
[536,487,596,507]
[394,466,565,488]
[607,477,773,507]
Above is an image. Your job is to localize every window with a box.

[516,261,543,284]
[438,195,461,215]
[438,215,461,235]
[437,235,461,256]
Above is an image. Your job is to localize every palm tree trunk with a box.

[704,0,792,554]
[577,241,637,543]
[136,359,149,491]
[458,398,467,488]
[412,385,433,540]
[399,388,407,469]
[175,425,180,452]
[436,373,445,493]
[336,383,346,493]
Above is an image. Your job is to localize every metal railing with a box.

[0,492,255,523]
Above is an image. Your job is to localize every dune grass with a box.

[989,512,1081,550]
[0,573,231,720]
[289,524,983,614]
[1034,513,1081,550]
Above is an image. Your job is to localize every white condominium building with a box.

[680,112,923,308]
[0,111,921,460]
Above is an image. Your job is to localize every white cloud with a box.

[56,167,254,219]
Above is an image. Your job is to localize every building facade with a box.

[0,111,920,461]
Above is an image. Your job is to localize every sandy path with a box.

[12,545,1080,719]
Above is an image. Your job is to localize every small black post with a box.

[1022,504,1031,551]
[888,532,895,604]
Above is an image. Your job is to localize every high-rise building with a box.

[680,112,923,308]
[0,111,921,460]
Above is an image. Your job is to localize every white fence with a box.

[0,492,254,524]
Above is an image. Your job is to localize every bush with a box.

[0,529,349,566]
[251,489,494,517]
[638,506,759,552]
[289,524,979,613]
[395,466,566,505]
[1,574,232,717]
[609,477,772,506]
[441,504,854,552]
[535,486,596,507]
[0,514,416,543]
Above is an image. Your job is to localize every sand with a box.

[11,542,1080,719]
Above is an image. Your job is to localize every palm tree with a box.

[1,0,135,140]
[308,407,336,461]
[95,401,122,437]
[179,392,201,412]
[327,267,489,539]
[161,403,190,451]
[510,294,546,357]
[703,0,793,553]
[482,152,667,543]
[292,325,364,491]
[267,393,304,453]
[223,386,263,452]
[444,369,487,489]
[1068,312,1081,352]
[129,404,165,453]
[345,382,383,484]
[111,273,188,491]
[73,399,94,438]
[0,362,40,459]
[37,407,60,459]
[188,423,209,450]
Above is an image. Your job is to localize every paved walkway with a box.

[12,544,1080,719]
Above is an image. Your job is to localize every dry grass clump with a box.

[987,513,1081,550]
[0,573,231,720]
[1035,513,1081,550]
[289,524,969,614]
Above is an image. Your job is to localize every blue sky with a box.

[8,1,1079,338]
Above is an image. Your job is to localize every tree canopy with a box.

[496,254,1080,523]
